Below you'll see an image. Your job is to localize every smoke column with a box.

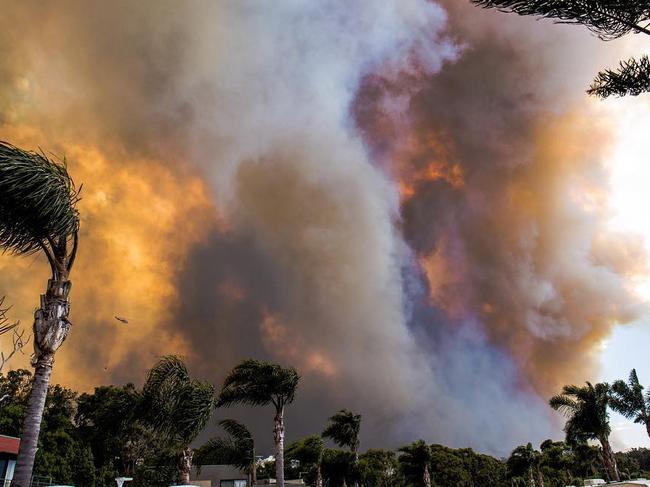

[0,0,644,454]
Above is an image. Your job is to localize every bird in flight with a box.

[114,316,129,324]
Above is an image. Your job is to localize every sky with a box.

[0,0,650,457]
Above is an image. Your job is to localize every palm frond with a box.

[470,0,650,40]
[0,297,18,336]
[194,437,251,471]
[398,440,432,466]
[549,394,578,415]
[322,409,362,451]
[141,355,215,446]
[0,141,79,255]
[588,55,650,97]
[550,381,612,444]
[218,419,252,444]
[217,359,300,409]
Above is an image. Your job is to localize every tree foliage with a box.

[195,419,255,472]
[549,382,611,443]
[398,440,432,486]
[470,0,650,97]
[217,359,300,409]
[141,355,215,446]
[610,368,650,431]
[0,141,79,255]
[322,409,362,452]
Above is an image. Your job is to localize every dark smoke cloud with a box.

[354,1,645,398]
[0,0,644,456]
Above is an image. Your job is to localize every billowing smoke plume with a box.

[0,0,644,455]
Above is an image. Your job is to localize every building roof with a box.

[0,435,20,455]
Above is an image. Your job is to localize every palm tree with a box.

[141,355,216,485]
[549,382,619,482]
[217,359,300,487]
[195,419,257,485]
[470,1,650,97]
[397,440,432,487]
[322,409,362,487]
[0,141,80,487]
[286,435,325,487]
[610,369,650,438]
[507,443,543,487]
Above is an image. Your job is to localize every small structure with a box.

[190,464,248,487]
[0,434,20,486]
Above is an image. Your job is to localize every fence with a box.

[2,477,56,487]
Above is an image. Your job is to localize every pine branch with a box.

[588,55,650,97]
[471,1,650,39]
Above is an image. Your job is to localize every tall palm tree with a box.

[217,359,300,487]
[141,355,216,485]
[549,382,619,482]
[610,369,650,437]
[286,435,325,487]
[322,409,362,487]
[507,443,543,487]
[397,440,432,487]
[195,419,257,485]
[0,141,80,487]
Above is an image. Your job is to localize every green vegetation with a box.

[140,355,216,484]
[611,369,650,437]
[217,359,300,487]
[322,409,362,487]
[194,419,257,484]
[0,141,80,487]
[4,356,650,486]
[550,382,619,481]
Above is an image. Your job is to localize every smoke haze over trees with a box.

[0,0,648,456]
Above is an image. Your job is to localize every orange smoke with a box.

[260,310,336,378]
[412,109,645,396]
[397,132,465,202]
[0,123,217,389]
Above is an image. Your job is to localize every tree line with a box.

[3,356,650,487]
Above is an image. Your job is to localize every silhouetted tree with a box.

[398,440,432,487]
[323,409,362,487]
[0,142,81,487]
[470,0,650,97]
[141,355,216,484]
[550,382,619,481]
[611,368,650,438]
[358,449,401,487]
[217,359,300,487]
[507,443,543,487]
[286,435,325,487]
[195,419,257,485]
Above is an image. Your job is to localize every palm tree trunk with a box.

[316,463,323,487]
[252,455,257,486]
[528,467,535,487]
[274,406,285,487]
[11,354,53,487]
[599,436,620,482]
[646,421,650,438]
[353,448,360,487]
[13,277,71,487]
[423,463,431,487]
[178,446,194,484]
